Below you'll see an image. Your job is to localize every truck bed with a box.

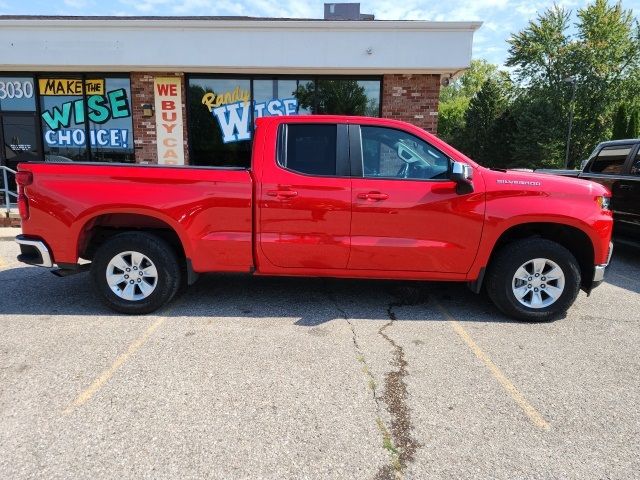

[19,162,254,273]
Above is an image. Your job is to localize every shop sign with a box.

[44,129,129,149]
[201,88,299,144]
[41,87,131,149]
[154,77,185,165]
[39,78,105,96]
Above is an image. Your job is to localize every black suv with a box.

[538,139,640,239]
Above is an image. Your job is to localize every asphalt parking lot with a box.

[0,227,639,479]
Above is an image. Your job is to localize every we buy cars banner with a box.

[154,77,185,165]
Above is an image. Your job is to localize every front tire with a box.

[485,238,581,322]
[91,232,182,314]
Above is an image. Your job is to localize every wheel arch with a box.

[75,211,192,268]
[481,222,595,292]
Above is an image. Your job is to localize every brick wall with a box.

[381,74,440,133]
[130,72,189,165]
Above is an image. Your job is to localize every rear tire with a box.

[91,232,182,314]
[485,238,581,322]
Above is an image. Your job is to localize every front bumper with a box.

[15,235,53,268]
[592,241,613,285]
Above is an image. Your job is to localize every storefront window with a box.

[89,77,134,163]
[253,79,313,115]
[39,75,134,163]
[0,76,36,112]
[188,77,252,168]
[311,79,380,116]
[187,76,381,168]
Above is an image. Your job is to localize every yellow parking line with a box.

[0,260,22,270]
[434,301,550,431]
[63,316,167,414]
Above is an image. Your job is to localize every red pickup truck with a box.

[15,116,613,321]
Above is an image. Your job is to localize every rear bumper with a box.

[15,235,53,268]
[592,241,613,286]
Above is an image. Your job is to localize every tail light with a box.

[15,171,33,187]
[15,171,33,220]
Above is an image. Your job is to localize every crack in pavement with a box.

[325,291,381,408]
[374,294,422,480]
[325,287,423,480]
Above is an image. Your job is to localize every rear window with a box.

[280,124,337,176]
[588,145,632,174]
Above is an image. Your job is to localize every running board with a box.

[51,264,91,277]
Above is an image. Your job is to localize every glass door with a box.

[0,113,42,193]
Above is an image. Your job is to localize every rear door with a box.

[257,122,352,270]
[348,124,484,273]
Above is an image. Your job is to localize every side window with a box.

[588,146,632,174]
[631,150,640,176]
[360,126,449,180]
[281,124,337,176]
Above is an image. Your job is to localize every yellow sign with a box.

[202,86,250,112]
[39,78,105,96]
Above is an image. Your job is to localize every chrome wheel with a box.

[512,258,565,309]
[106,251,158,301]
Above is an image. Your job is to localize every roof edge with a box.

[0,16,483,31]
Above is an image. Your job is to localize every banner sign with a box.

[154,77,185,165]
[201,88,299,144]
[39,78,105,96]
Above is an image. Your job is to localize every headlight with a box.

[596,195,611,210]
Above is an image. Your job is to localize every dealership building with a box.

[0,4,480,172]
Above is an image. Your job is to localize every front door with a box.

[257,122,352,270]
[0,113,42,194]
[348,124,484,274]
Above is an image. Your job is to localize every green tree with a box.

[627,108,640,138]
[612,104,629,139]
[461,78,509,164]
[506,0,640,167]
[438,60,503,143]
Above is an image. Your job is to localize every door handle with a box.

[619,184,633,190]
[358,192,389,201]
[267,189,298,199]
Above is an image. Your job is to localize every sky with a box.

[0,0,639,65]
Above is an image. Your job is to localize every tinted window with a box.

[282,124,337,176]
[360,126,449,180]
[588,146,632,174]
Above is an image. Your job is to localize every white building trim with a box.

[0,18,481,74]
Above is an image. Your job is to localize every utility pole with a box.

[564,77,577,169]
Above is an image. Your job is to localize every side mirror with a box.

[451,161,474,194]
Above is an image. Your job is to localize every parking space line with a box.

[434,301,550,431]
[63,316,167,414]
[0,260,22,270]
